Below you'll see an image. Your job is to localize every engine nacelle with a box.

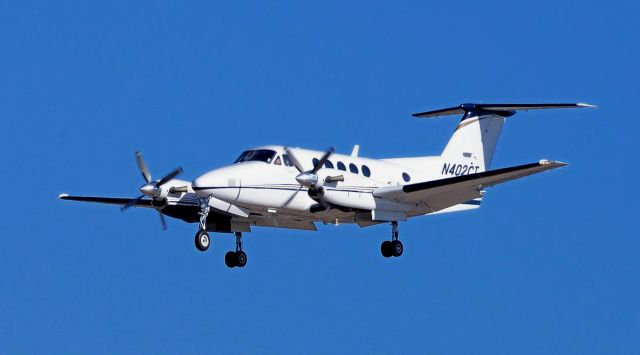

[151,197,169,210]
[155,186,170,199]
[141,179,190,201]
[307,186,325,201]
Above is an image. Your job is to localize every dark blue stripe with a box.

[462,200,482,206]
[193,186,374,193]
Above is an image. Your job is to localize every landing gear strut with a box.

[381,221,403,258]
[225,232,247,268]
[195,197,211,252]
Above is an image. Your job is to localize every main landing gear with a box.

[225,232,247,268]
[381,221,403,258]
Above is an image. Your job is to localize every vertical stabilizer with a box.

[440,111,506,172]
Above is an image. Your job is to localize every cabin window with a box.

[402,172,411,182]
[312,158,320,169]
[337,162,346,171]
[325,160,334,169]
[349,163,359,174]
[234,149,277,164]
[274,156,282,165]
[362,165,371,177]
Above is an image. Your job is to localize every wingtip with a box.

[577,102,597,108]
[539,159,569,167]
[58,193,69,199]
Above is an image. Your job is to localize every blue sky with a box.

[1,0,638,353]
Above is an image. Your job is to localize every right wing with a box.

[373,160,567,212]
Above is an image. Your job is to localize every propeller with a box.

[121,151,184,230]
[283,147,338,208]
[284,147,334,187]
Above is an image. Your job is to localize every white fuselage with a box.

[191,145,447,222]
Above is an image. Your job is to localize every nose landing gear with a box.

[381,221,403,258]
[195,197,211,252]
[195,229,210,251]
[225,232,247,268]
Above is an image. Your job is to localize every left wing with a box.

[373,160,567,213]
[58,194,157,208]
[58,193,250,220]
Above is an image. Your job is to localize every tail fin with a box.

[413,103,594,173]
[440,109,505,172]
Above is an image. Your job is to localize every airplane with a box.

[59,102,594,268]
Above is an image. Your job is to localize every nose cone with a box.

[191,176,204,191]
[192,174,213,198]
[192,169,232,198]
[192,164,257,202]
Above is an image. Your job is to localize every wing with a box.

[373,160,567,212]
[58,194,156,208]
[58,193,251,224]
[59,193,206,226]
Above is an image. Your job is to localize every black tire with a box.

[381,241,393,258]
[225,251,237,268]
[195,230,210,252]
[236,251,247,268]
[391,240,403,257]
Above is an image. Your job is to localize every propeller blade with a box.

[135,151,152,183]
[311,147,334,175]
[156,167,183,187]
[283,186,303,208]
[158,211,167,230]
[121,194,145,211]
[284,147,305,173]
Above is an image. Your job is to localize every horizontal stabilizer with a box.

[373,160,567,213]
[412,103,595,118]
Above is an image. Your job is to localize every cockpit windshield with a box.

[234,149,277,164]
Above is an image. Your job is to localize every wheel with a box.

[195,230,210,252]
[236,251,247,268]
[225,251,237,268]
[381,241,393,258]
[391,240,403,257]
